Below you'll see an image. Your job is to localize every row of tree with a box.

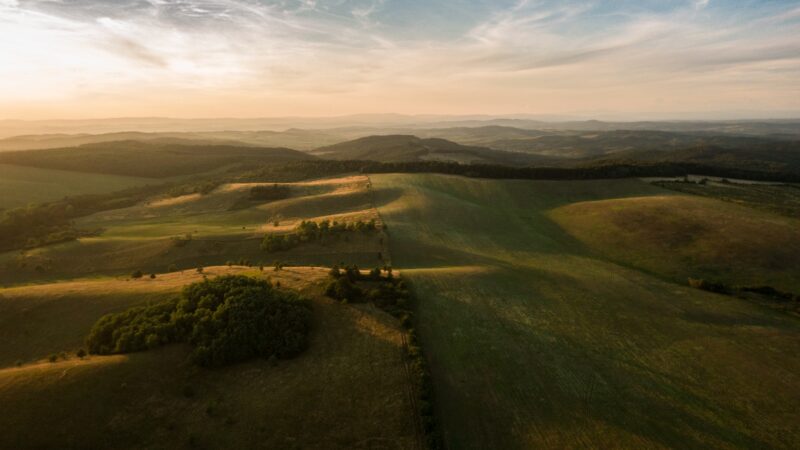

[261,219,378,252]
[323,265,441,448]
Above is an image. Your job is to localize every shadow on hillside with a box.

[412,272,794,449]
[0,296,419,450]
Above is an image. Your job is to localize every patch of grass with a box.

[0,267,418,449]
[372,173,800,449]
[0,163,155,210]
[0,176,388,286]
[654,180,800,218]
[550,194,800,292]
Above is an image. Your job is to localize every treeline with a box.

[86,275,312,367]
[235,160,368,183]
[323,266,442,448]
[261,219,378,252]
[237,159,800,184]
[689,278,800,314]
[360,160,800,183]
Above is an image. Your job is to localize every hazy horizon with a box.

[2,0,799,120]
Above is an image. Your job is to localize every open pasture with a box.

[372,173,800,449]
[0,163,155,210]
[0,265,418,449]
[0,175,387,285]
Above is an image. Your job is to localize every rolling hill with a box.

[312,135,551,165]
[0,129,349,152]
[586,143,800,174]
[372,173,800,449]
[0,141,314,178]
[0,164,156,210]
[0,266,417,449]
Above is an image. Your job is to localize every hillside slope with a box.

[0,164,155,210]
[0,129,348,152]
[0,266,417,449]
[0,141,314,178]
[313,135,550,165]
[372,173,800,449]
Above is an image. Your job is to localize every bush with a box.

[86,275,312,367]
[131,270,144,279]
[688,278,728,294]
[325,276,363,303]
[76,349,86,359]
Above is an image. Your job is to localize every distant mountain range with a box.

[1,115,798,139]
[1,119,798,178]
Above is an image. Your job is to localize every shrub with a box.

[150,273,156,279]
[325,276,363,303]
[48,354,58,363]
[131,270,144,279]
[76,349,86,359]
[86,275,312,367]
[688,278,728,294]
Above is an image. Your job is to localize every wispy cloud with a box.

[0,0,798,118]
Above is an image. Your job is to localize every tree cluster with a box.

[86,275,312,367]
[261,219,377,253]
[324,264,407,311]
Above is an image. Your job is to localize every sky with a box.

[0,0,799,120]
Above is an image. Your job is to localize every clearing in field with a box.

[372,173,800,449]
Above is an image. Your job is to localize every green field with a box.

[372,173,800,449]
[0,176,388,286]
[0,163,155,210]
[4,167,800,449]
[0,267,418,449]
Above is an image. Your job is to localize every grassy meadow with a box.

[0,163,155,210]
[3,162,800,449]
[0,266,418,449]
[0,175,388,286]
[372,173,800,449]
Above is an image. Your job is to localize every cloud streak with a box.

[0,0,798,119]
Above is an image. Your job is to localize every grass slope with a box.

[372,173,800,449]
[0,266,417,449]
[0,163,155,210]
[313,135,548,165]
[0,141,313,178]
[550,194,800,292]
[0,175,388,286]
